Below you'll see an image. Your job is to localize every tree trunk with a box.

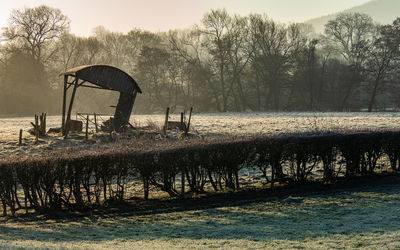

[368,77,381,112]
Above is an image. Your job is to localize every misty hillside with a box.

[306,0,400,33]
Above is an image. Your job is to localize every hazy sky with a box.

[0,0,371,36]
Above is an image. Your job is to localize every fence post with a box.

[18,129,22,146]
[163,107,170,135]
[181,112,184,130]
[43,113,47,135]
[35,115,39,142]
[85,115,89,140]
[185,107,193,136]
[94,113,98,133]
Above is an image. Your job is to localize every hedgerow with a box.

[0,131,399,216]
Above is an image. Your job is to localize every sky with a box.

[0,0,371,36]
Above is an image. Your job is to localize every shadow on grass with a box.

[0,183,399,243]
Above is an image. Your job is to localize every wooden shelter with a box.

[60,65,142,137]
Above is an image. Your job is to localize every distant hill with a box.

[306,0,400,33]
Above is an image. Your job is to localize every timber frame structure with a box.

[60,65,142,138]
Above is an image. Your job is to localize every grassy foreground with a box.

[1,183,400,249]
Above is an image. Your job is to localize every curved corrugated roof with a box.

[61,65,142,94]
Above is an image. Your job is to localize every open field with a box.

[2,112,400,140]
[2,112,400,157]
[0,182,399,249]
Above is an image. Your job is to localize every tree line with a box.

[0,5,399,115]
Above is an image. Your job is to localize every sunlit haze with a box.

[0,0,370,36]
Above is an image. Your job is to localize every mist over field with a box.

[0,0,399,116]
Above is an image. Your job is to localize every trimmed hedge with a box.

[0,131,399,216]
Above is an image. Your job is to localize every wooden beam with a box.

[77,80,87,86]
[61,75,68,134]
[64,78,79,139]
[66,81,110,90]
[79,84,107,90]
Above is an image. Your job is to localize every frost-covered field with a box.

[2,112,400,141]
[1,113,400,249]
[2,112,400,157]
[1,183,400,249]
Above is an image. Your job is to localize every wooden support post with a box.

[163,107,170,135]
[61,75,68,134]
[185,107,193,136]
[35,115,39,142]
[94,113,98,133]
[18,129,22,146]
[85,115,89,140]
[64,79,79,139]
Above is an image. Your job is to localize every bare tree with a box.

[225,15,254,111]
[250,14,304,110]
[169,29,216,111]
[59,34,102,69]
[324,12,375,110]
[93,26,129,68]
[137,46,170,111]
[200,9,232,112]
[126,29,162,75]
[57,33,83,71]
[2,5,70,63]
[289,38,319,110]
[365,19,400,111]
[200,9,253,111]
